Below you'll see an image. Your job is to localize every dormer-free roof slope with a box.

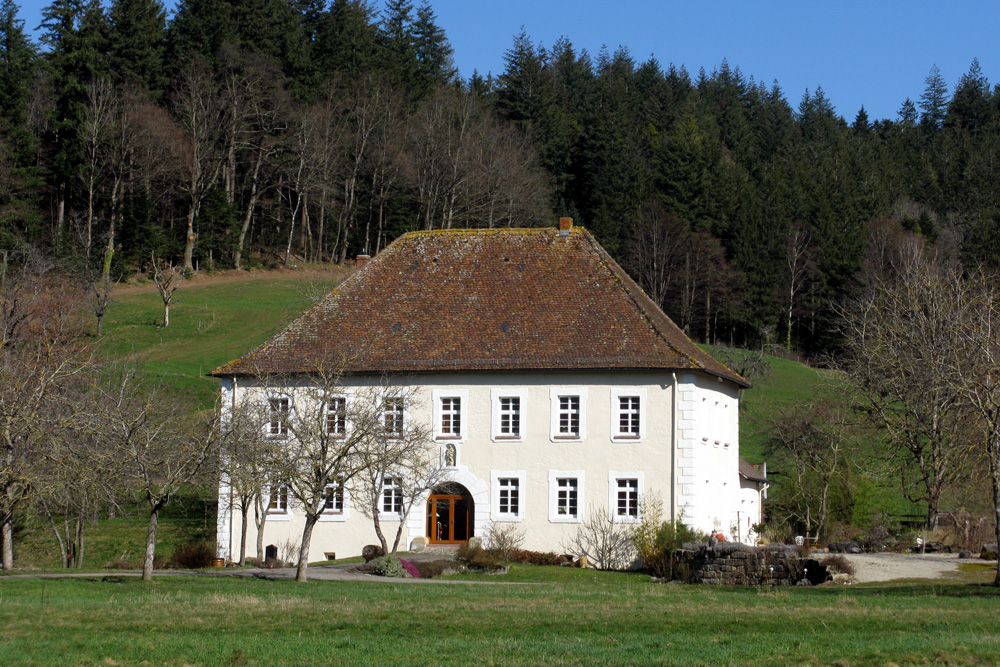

[212,227,748,386]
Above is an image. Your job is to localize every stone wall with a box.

[672,543,827,585]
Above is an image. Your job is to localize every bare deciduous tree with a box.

[92,365,221,581]
[151,256,183,327]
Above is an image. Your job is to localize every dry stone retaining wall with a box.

[673,543,826,585]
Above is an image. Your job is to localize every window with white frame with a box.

[491,470,525,521]
[441,397,461,436]
[608,472,643,522]
[268,397,289,438]
[616,478,639,517]
[433,389,468,441]
[548,470,585,522]
[557,478,579,517]
[549,388,587,441]
[618,397,640,435]
[611,388,646,441]
[491,389,527,442]
[499,397,520,436]
[382,477,403,514]
[382,397,404,437]
[499,478,519,515]
[322,479,344,513]
[267,484,289,513]
[325,396,347,437]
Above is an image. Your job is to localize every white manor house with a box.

[212,219,765,560]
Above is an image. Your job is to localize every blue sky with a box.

[14,0,1000,121]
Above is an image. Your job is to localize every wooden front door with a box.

[427,493,471,544]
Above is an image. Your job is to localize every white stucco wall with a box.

[216,369,747,560]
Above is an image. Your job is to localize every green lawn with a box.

[1,573,998,666]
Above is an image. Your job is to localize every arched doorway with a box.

[426,483,474,544]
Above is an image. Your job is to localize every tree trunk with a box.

[75,510,85,569]
[162,302,170,328]
[142,505,160,581]
[372,508,389,554]
[295,514,318,582]
[239,500,249,565]
[183,201,197,273]
[1,490,13,570]
[991,442,1000,586]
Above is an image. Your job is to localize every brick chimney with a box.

[558,217,573,236]
[356,254,370,269]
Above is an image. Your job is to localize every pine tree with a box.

[897,97,917,126]
[0,0,38,165]
[851,106,870,135]
[945,58,993,132]
[108,0,167,97]
[918,64,948,130]
[411,1,455,95]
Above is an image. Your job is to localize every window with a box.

[548,470,585,522]
[557,478,578,517]
[549,388,587,441]
[491,389,527,442]
[382,398,404,437]
[268,397,289,438]
[325,396,347,437]
[558,396,580,436]
[433,389,468,441]
[608,472,643,522]
[267,484,289,513]
[382,477,403,515]
[491,470,525,521]
[322,480,344,513]
[611,388,646,441]
[615,478,639,517]
[499,397,520,437]
[499,478,519,515]
[441,397,461,436]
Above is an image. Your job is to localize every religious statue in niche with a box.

[445,443,456,467]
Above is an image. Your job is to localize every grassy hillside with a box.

[98,268,348,406]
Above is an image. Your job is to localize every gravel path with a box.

[826,552,987,583]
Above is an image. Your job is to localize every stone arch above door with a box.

[406,466,489,546]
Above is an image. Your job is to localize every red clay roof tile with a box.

[211,227,748,386]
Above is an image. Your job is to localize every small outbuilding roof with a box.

[212,226,748,386]
[739,458,767,483]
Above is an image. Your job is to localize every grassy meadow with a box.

[97,269,347,406]
[1,569,999,666]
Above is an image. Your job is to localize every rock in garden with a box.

[362,544,385,562]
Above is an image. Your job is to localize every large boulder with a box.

[362,544,385,562]
[828,541,862,554]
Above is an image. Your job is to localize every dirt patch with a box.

[826,552,980,583]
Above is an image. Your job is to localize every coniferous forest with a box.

[2,0,1000,355]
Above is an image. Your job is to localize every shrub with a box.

[398,558,420,578]
[510,550,560,566]
[371,555,405,577]
[821,554,856,576]
[632,498,704,578]
[456,541,505,571]
[171,541,215,569]
[412,560,454,578]
[562,504,636,571]
[484,523,525,565]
